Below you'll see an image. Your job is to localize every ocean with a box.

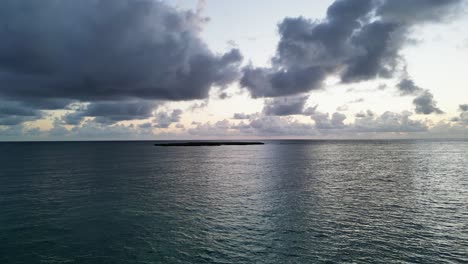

[1,140,467,263]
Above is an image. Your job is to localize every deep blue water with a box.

[0,140,467,263]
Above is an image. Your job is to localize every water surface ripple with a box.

[1,140,467,263]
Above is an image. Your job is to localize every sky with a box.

[0,0,467,140]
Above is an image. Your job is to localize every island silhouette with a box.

[154,142,264,147]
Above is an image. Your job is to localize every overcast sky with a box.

[0,0,467,140]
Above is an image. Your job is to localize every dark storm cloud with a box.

[263,95,309,116]
[240,65,327,98]
[241,0,373,97]
[154,109,183,128]
[62,112,85,126]
[63,101,158,125]
[340,20,401,83]
[241,0,462,97]
[0,0,242,121]
[413,90,444,115]
[397,78,423,96]
[0,101,42,126]
[459,104,468,112]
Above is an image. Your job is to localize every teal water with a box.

[1,140,467,263]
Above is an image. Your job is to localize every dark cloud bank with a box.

[241,0,462,97]
[0,0,242,125]
[0,0,466,139]
[241,0,461,115]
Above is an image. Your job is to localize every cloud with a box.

[0,0,242,125]
[352,110,427,133]
[154,109,183,128]
[394,76,443,115]
[337,98,364,111]
[303,105,318,115]
[62,101,158,125]
[189,110,430,137]
[1,118,184,141]
[188,119,238,137]
[397,78,423,96]
[451,104,468,125]
[240,0,462,98]
[0,124,43,139]
[232,113,252,120]
[263,95,309,116]
[413,90,444,115]
[355,110,375,118]
[311,112,347,129]
[377,0,462,24]
[69,121,154,140]
[188,100,209,111]
[62,112,85,126]
[4,110,465,140]
[218,92,231,100]
[426,121,468,138]
[188,115,317,137]
[377,84,388,90]
[248,116,315,136]
[337,105,349,111]
[0,101,43,126]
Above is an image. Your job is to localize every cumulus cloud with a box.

[188,110,431,137]
[413,91,444,115]
[0,119,157,141]
[263,95,309,116]
[69,121,154,140]
[188,100,209,111]
[240,0,462,98]
[352,110,427,133]
[248,116,315,136]
[0,0,242,125]
[451,104,468,125]
[4,109,465,140]
[397,78,423,96]
[188,119,237,137]
[154,109,183,128]
[303,105,319,115]
[394,77,443,114]
[355,110,375,118]
[311,112,347,129]
[188,116,317,137]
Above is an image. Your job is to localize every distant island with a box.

[154,142,264,147]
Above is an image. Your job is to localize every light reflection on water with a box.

[0,140,467,263]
